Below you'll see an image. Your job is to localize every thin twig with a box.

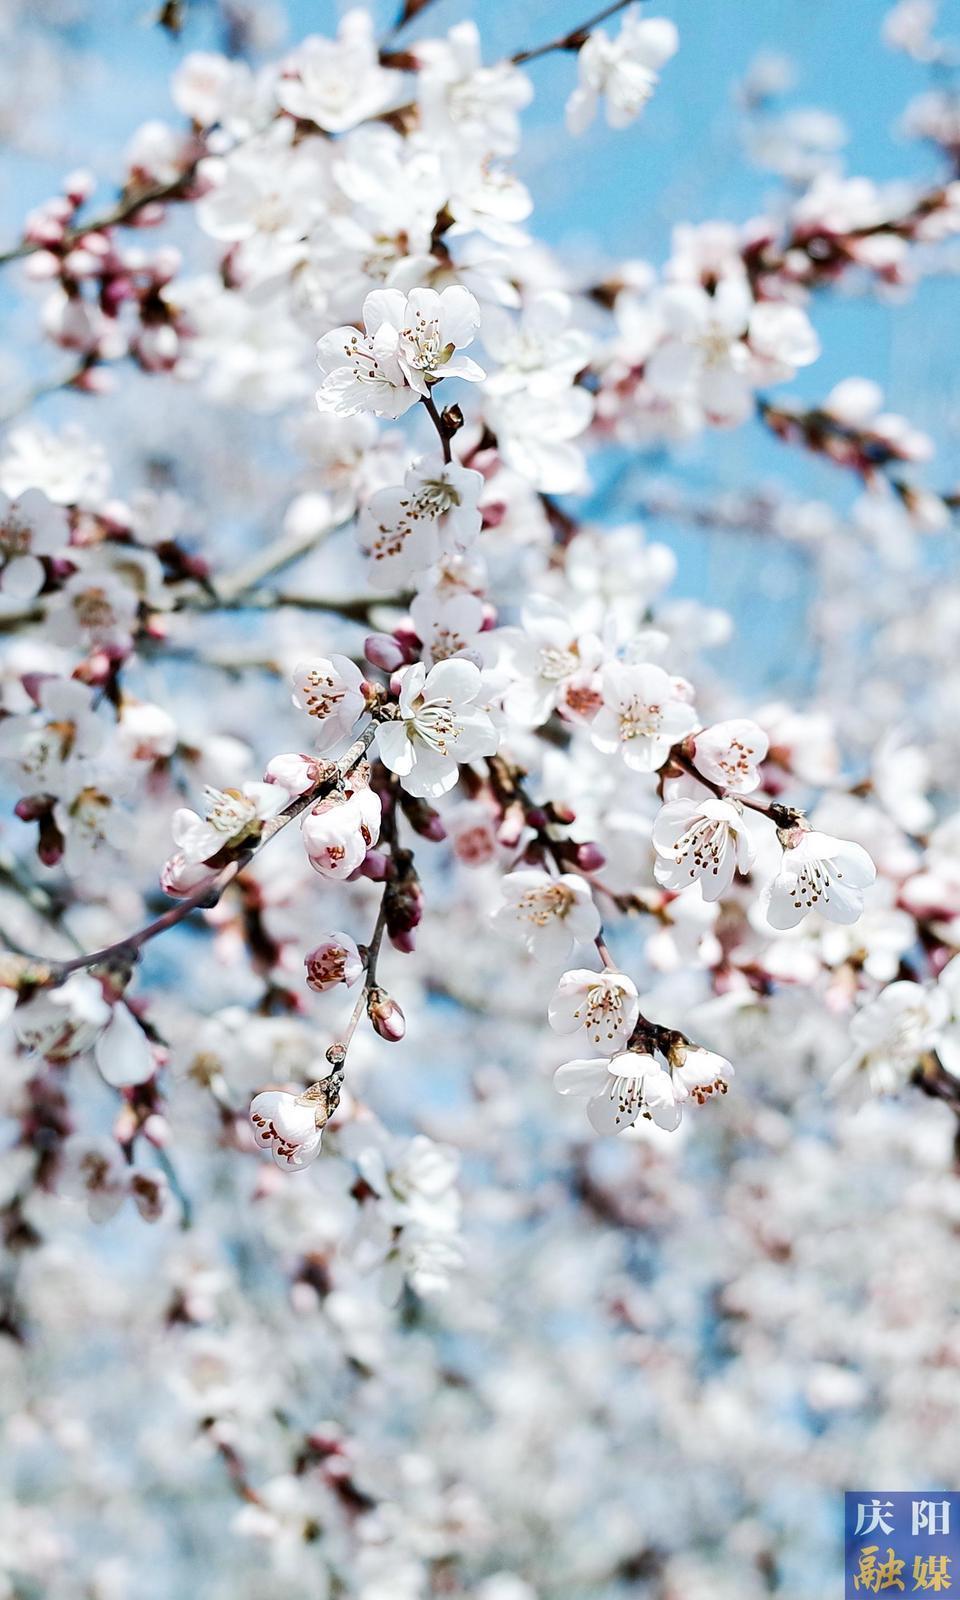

[33,724,378,988]
[511,0,633,64]
[0,170,200,269]
[420,392,452,465]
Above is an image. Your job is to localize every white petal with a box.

[95,1005,155,1087]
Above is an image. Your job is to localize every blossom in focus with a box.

[249,1089,325,1170]
[548,967,640,1052]
[554,1051,682,1133]
[497,599,604,728]
[764,829,877,929]
[376,658,499,800]
[671,1044,734,1104]
[172,782,286,865]
[357,457,483,591]
[692,718,769,794]
[301,783,381,879]
[316,286,483,419]
[652,796,756,900]
[591,661,697,772]
[304,934,364,992]
[290,655,366,752]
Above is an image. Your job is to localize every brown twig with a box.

[511,0,633,64]
[31,724,378,989]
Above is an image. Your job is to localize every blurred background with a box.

[1,6,960,1600]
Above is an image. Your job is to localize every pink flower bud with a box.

[389,928,417,954]
[392,621,419,656]
[359,848,391,881]
[364,632,405,672]
[160,852,213,899]
[264,752,320,796]
[572,841,606,873]
[129,201,165,229]
[368,990,406,1042]
[15,795,49,822]
[64,169,96,206]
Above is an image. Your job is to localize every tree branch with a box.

[31,724,378,988]
[0,170,201,269]
[511,0,633,65]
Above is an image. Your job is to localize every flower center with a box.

[411,696,459,754]
[203,786,257,839]
[538,645,579,681]
[299,670,346,719]
[516,882,575,925]
[672,817,728,878]
[618,697,662,741]
[0,513,32,561]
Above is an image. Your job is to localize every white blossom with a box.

[492,870,601,963]
[834,980,948,1097]
[290,655,366,751]
[0,488,68,601]
[301,783,381,879]
[172,782,286,865]
[249,1089,325,1170]
[276,12,402,133]
[652,796,756,900]
[692,718,769,794]
[591,661,697,771]
[316,286,483,419]
[548,967,640,1051]
[764,829,877,929]
[554,1051,682,1133]
[376,658,499,800]
[357,458,483,590]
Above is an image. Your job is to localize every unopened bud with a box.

[364,632,405,672]
[359,848,392,882]
[572,841,606,873]
[367,987,405,1042]
[64,169,96,206]
[399,794,446,841]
